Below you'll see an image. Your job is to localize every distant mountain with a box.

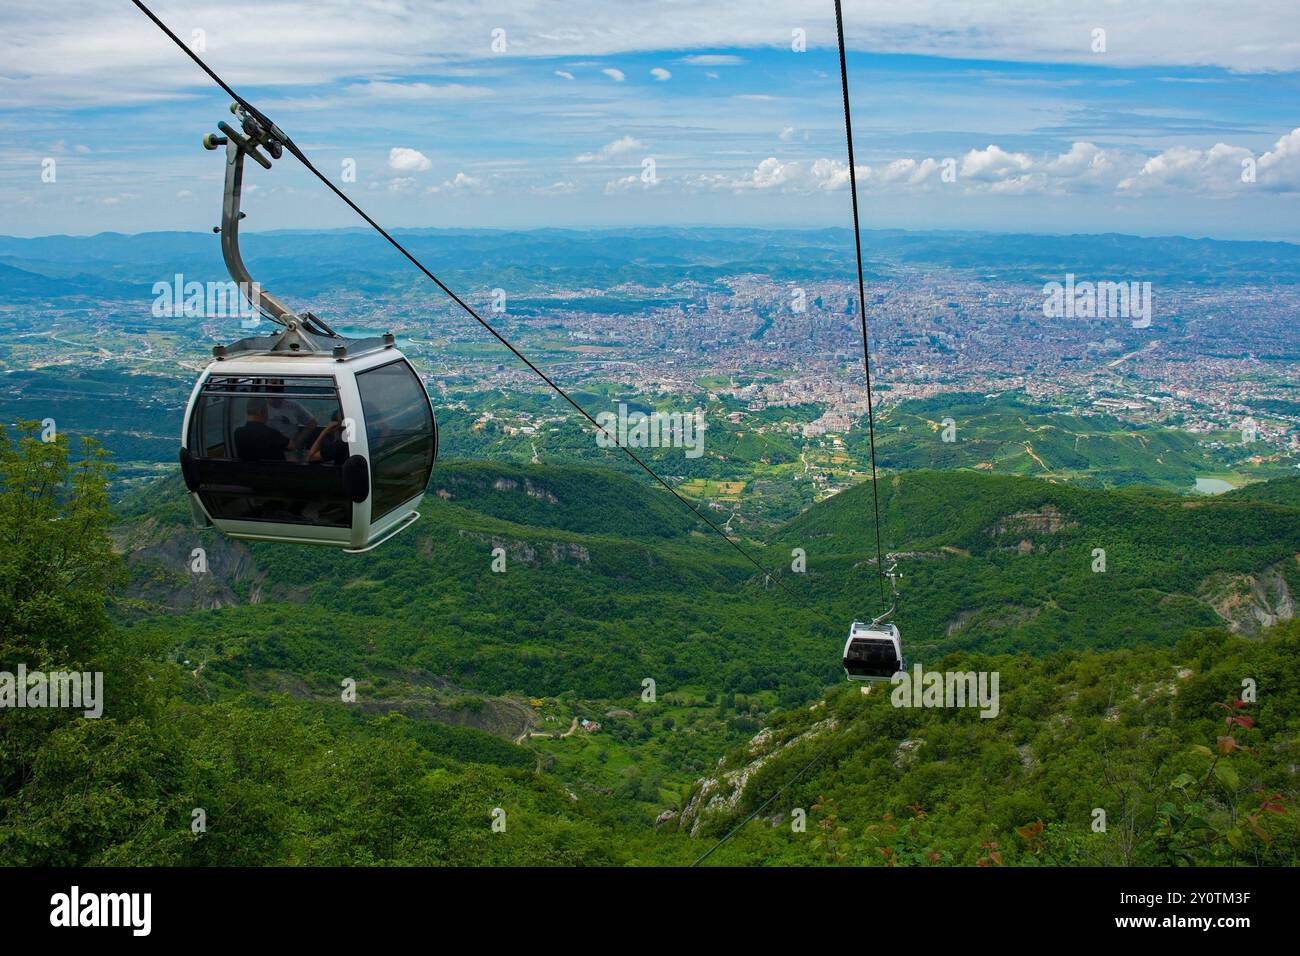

[0,259,141,302]
[3,227,1298,305]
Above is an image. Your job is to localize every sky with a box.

[2,0,1300,239]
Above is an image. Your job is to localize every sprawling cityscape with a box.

[3,228,1297,521]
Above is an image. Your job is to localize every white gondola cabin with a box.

[180,332,437,552]
[177,103,437,552]
[841,620,903,682]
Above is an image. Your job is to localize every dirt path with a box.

[515,716,579,745]
[1023,441,1050,472]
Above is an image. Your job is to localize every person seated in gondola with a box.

[234,397,290,462]
[266,384,319,459]
[307,410,350,465]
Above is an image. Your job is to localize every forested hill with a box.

[668,622,1300,866]
[4,427,1298,866]
[114,461,1300,702]
[777,469,1300,655]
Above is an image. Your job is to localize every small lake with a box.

[1194,477,1235,495]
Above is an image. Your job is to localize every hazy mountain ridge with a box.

[4,227,1300,302]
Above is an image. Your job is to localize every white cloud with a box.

[960,145,1033,181]
[750,157,794,189]
[683,134,1300,199]
[388,147,432,172]
[251,80,492,113]
[531,180,579,195]
[351,81,490,101]
[429,171,486,194]
[650,67,671,82]
[554,70,575,80]
[809,158,870,190]
[602,68,626,82]
[1257,128,1300,192]
[604,173,657,194]
[679,54,744,66]
[779,126,796,143]
[1045,141,1105,178]
[7,1,1300,109]
[1119,142,1252,194]
[576,135,643,163]
[688,157,868,193]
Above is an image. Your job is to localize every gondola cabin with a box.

[179,330,437,552]
[178,105,437,552]
[842,620,903,682]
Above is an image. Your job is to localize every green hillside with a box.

[777,470,1300,655]
[859,392,1278,491]
[3,424,1298,866]
[672,624,1300,866]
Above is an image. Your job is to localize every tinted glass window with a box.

[187,375,351,527]
[355,361,435,519]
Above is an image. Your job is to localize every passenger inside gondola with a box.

[266,382,319,457]
[308,410,350,465]
[235,397,290,461]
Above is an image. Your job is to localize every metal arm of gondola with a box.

[203,103,302,329]
[871,560,900,627]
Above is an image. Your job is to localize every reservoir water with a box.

[1194,477,1234,495]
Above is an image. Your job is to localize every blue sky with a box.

[2,0,1299,239]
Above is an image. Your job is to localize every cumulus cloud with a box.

[1120,142,1252,194]
[875,157,943,188]
[604,172,658,193]
[650,67,672,81]
[428,171,486,194]
[1119,127,1300,195]
[575,135,644,163]
[960,145,1033,181]
[682,130,1300,199]
[554,69,575,80]
[388,147,432,172]
[808,158,869,190]
[1042,141,1116,189]
[750,157,795,189]
[687,157,869,193]
[1257,128,1300,192]
[601,68,626,82]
